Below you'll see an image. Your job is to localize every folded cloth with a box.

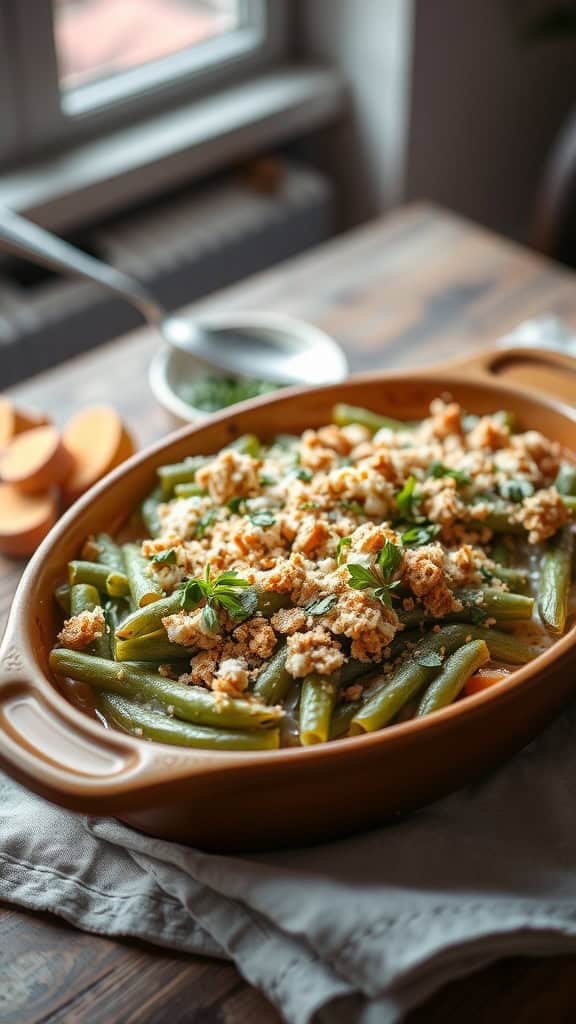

[3,699,576,1024]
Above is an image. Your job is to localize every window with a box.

[0,0,286,166]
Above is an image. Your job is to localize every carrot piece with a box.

[0,484,58,557]
[62,406,135,503]
[0,425,73,494]
[464,669,510,697]
[0,399,49,449]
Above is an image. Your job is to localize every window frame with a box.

[1,0,288,166]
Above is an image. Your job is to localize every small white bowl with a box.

[148,311,349,424]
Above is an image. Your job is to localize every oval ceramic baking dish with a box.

[0,345,575,851]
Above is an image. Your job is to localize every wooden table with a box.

[3,202,576,1023]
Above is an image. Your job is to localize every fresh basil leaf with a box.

[307,594,338,616]
[415,651,443,668]
[428,461,471,485]
[249,510,276,528]
[347,563,379,590]
[376,539,402,581]
[215,569,250,588]
[151,548,177,565]
[396,475,418,519]
[180,579,204,611]
[337,536,352,565]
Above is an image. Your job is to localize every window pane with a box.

[54,0,243,92]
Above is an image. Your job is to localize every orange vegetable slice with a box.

[0,484,58,557]
[464,669,510,697]
[0,426,73,494]
[0,399,49,450]
[62,405,135,502]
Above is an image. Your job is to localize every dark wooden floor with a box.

[3,202,576,1022]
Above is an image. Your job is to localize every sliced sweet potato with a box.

[0,399,49,449]
[0,484,58,557]
[62,405,135,502]
[0,425,73,494]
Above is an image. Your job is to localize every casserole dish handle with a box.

[439,344,576,405]
[0,628,210,810]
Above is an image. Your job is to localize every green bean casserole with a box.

[50,399,576,750]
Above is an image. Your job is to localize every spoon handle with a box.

[0,207,164,326]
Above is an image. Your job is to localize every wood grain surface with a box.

[2,202,576,1022]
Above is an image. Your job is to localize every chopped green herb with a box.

[341,499,364,516]
[401,524,440,547]
[373,580,402,608]
[151,548,177,565]
[227,497,245,515]
[306,594,338,616]
[347,562,401,609]
[292,467,313,483]
[299,502,320,510]
[249,510,276,528]
[428,461,471,485]
[396,475,418,519]
[376,539,403,581]
[337,536,352,565]
[179,373,280,412]
[498,479,534,503]
[260,475,277,486]
[480,565,494,581]
[195,509,219,539]
[180,566,255,621]
[202,605,220,633]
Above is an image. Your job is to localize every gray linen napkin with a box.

[4,697,576,1024]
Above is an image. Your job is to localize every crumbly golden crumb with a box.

[211,657,249,697]
[323,589,398,661]
[271,607,308,635]
[195,449,260,505]
[232,617,277,659]
[512,486,570,544]
[162,609,221,649]
[402,545,462,618]
[285,627,344,678]
[58,607,105,650]
[467,417,509,451]
[187,649,222,686]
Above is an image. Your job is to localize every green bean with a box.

[400,589,534,629]
[299,674,338,745]
[457,588,534,621]
[115,630,191,663]
[54,583,71,616]
[465,624,539,664]
[122,542,163,608]
[141,485,163,537]
[350,622,538,734]
[70,583,101,617]
[49,650,283,729]
[490,566,530,594]
[225,434,261,457]
[538,525,574,635]
[254,590,291,616]
[330,701,361,739]
[555,464,576,497]
[69,583,111,658]
[115,591,182,638]
[350,625,469,734]
[332,403,409,434]
[417,640,490,716]
[99,693,280,751]
[174,483,208,498]
[68,560,129,598]
[157,456,206,499]
[252,644,291,704]
[490,539,511,567]
[95,533,125,573]
[480,509,526,535]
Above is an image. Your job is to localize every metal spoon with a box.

[0,208,348,385]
